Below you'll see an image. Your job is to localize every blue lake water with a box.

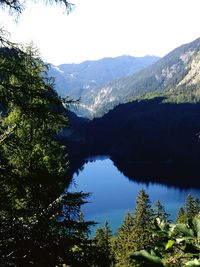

[69,157,200,234]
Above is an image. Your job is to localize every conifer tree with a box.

[0,38,95,267]
[0,2,97,267]
[176,207,186,223]
[113,212,135,267]
[186,194,194,219]
[94,221,113,267]
[193,197,200,215]
[132,189,154,251]
[154,200,170,222]
[185,194,200,220]
[104,220,112,242]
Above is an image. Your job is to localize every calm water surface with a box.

[69,157,200,234]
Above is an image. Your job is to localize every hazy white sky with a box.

[0,0,200,65]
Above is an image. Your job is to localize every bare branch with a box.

[0,0,75,15]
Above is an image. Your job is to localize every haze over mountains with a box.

[64,37,200,187]
[91,37,200,116]
[61,36,200,183]
[49,55,159,117]
[51,37,200,118]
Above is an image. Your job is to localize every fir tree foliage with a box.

[132,214,200,266]
[132,189,154,251]
[131,194,200,267]
[0,40,68,177]
[154,200,170,222]
[0,32,95,266]
[94,220,114,267]
[113,211,135,267]
[185,193,200,220]
[176,207,186,224]
[0,1,97,267]
[113,190,155,266]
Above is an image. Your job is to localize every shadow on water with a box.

[111,156,200,189]
[68,157,200,231]
[64,97,200,189]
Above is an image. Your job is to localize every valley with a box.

[49,55,159,117]
[58,36,200,191]
[2,0,200,265]
[52,37,200,118]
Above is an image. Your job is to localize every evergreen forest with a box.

[1,0,200,266]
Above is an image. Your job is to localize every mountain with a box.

[64,37,200,186]
[86,37,200,117]
[65,97,200,187]
[48,55,159,117]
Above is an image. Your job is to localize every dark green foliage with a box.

[0,35,95,266]
[74,95,200,189]
[0,42,68,177]
[131,196,200,267]
[194,197,200,214]
[0,2,94,267]
[176,207,186,224]
[113,190,155,266]
[185,194,200,220]
[132,189,154,251]
[0,191,95,267]
[113,194,200,267]
[131,215,200,266]
[113,212,135,266]
[154,200,170,222]
[131,250,164,267]
[93,221,114,267]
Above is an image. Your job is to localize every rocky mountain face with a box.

[65,37,200,181]
[50,37,200,118]
[87,37,200,117]
[48,55,159,117]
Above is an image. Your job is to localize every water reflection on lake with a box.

[69,157,200,234]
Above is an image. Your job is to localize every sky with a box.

[0,0,200,65]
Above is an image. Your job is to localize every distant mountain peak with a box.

[50,36,200,118]
[84,37,200,118]
[49,55,160,117]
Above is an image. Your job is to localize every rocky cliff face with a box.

[48,55,159,117]
[50,38,200,119]
[85,37,200,117]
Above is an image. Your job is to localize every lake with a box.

[69,157,200,234]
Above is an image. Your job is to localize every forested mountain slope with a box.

[48,55,159,117]
[87,37,200,117]
[65,37,200,177]
[66,96,200,188]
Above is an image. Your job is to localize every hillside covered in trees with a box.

[0,1,96,266]
[49,55,159,117]
[92,190,200,267]
[68,37,200,118]
[1,0,200,266]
